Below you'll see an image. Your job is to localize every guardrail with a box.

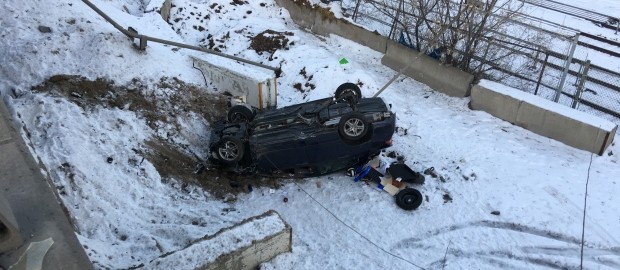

[80,0,278,72]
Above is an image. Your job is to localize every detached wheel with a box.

[338,112,369,143]
[216,136,244,165]
[395,188,423,210]
[227,105,254,123]
[335,83,362,103]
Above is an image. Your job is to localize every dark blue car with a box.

[208,83,396,175]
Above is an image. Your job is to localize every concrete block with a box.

[471,80,617,155]
[470,85,520,123]
[382,40,474,97]
[148,210,292,270]
[192,56,277,110]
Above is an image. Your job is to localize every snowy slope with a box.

[1,0,620,269]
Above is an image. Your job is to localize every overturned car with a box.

[208,83,396,175]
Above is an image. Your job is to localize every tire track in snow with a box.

[424,246,620,270]
[393,220,585,247]
[543,185,620,245]
[393,220,620,269]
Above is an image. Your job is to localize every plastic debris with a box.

[10,238,54,270]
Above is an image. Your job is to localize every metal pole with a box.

[572,60,591,109]
[554,33,579,102]
[81,0,278,72]
[534,52,549,95]
[352,0,362,22]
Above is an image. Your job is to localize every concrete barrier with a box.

[470,80,617,155]
[382,40,475,97]
[192,56,277,110]
[148,210,291,269]
[311,12,388,53]
[276,0,474,97]
[275,0,315,29]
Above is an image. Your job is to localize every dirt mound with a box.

[250,30,294,60]
[32,75,283,198]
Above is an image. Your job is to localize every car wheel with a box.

[338,112,369,143]
[335,83,362,103]
[216,136,244,164]
[395,188,423,210]
[227,105,254,123]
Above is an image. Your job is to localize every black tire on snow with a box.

[395,188,423,210]
[335,83,362,103]
[216,136,244,165]
[227,105,254,123]
[338,112,369,143]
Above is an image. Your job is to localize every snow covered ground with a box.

[1,0,619,269]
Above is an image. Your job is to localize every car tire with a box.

[227,105,254,123]
[395,188,423,210]
[335,83,362,103]
[338,112,369,143]
[215,136,244,164]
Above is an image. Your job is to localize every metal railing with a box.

[342,0,620,124]
[80,0,278,72]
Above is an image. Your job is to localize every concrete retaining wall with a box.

[311,12,387,53]
[470,80,617,155]
[275,0,473,97]
[381,40,474,97]
[148,210,292,269]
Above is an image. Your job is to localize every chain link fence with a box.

[338,0,620,125]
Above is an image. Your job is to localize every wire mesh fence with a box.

[339,0,620,125]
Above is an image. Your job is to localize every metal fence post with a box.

[352,0,362,22]
[388,0,404,40]
[554,33,580,102]
[534,52,549,95]
[572,60,591,109]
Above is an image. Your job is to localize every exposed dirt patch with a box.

[32,75,283,198]
[250,30,294,60]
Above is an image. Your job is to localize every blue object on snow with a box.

[354,166,372,182]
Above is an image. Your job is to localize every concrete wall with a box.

[382,40,474,97]
[275,0,473,97]
[311,13,388,53]
[470,83,617,155]
[192,56,277,110]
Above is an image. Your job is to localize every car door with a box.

[251,124,308,171]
